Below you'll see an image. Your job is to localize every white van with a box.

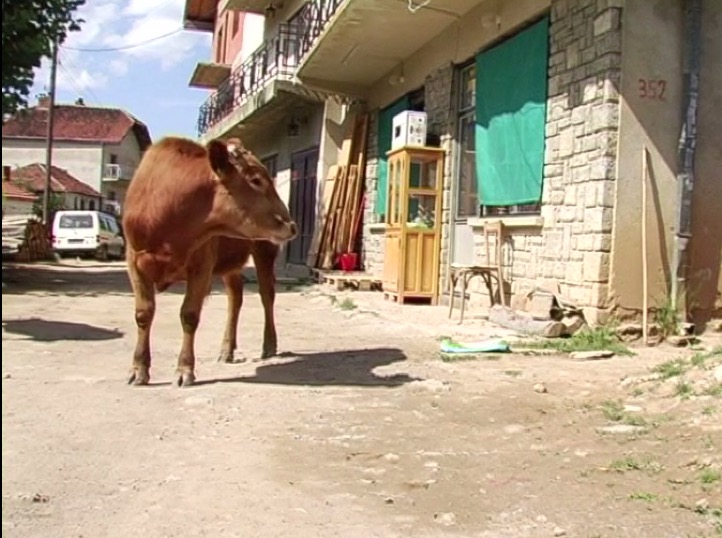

[52,210,125,260]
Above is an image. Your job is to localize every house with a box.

[2,167,37,217]
[184,0,722,325]
[10,163,102,211]
[184,1,352,271]
[2,97,152,214]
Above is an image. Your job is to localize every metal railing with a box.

[198,23,303,136]
[196,0,345,136]
[103,163,134,181]
[297,0,344,58]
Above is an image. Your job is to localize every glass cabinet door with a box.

[408,157,438,190]
[406,193,436,229]
[388,157,402,225]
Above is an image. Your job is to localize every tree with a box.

[2,0,85,116]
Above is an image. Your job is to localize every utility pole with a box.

[42,37,59,226]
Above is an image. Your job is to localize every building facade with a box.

[184,0,722,325]
[2,98,152,215]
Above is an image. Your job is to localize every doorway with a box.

[286,147,318,265]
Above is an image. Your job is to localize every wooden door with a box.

[287,148,319,265]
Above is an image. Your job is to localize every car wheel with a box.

[96,245,109,262]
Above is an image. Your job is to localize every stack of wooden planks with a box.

[307,112,369,270]
[2,214,53,261]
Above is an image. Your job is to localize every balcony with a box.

[294,0,483,94]
[103,164,133,182]
[196,22,328,139]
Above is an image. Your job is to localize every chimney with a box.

[37,94,51,108]
[2,166,10,182]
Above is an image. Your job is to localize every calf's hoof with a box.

[217,350,245,364]
[127,367,150,386]
[260,345,277,360]
[175,371,196,388]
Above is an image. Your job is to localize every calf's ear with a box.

[207,139,231,175]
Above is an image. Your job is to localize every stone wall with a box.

[360,111,385,276]
[537,0,623,322]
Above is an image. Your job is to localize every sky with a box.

[31,0,213,141]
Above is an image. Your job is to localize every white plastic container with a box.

[391,110,428,149]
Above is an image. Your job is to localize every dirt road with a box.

[2,261,721,538]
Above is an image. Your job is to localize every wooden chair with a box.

[448,220,506,323]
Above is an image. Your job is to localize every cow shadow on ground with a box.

[2,318,124,342]
[194,347,419,388]
[1,262,315,298]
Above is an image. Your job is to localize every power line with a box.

[63,28,183,52]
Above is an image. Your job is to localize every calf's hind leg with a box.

[127,259,155,386]
[218,271,244,363]
[175,265,213,387]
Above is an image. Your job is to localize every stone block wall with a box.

[538,0,623,322]
[360,111,385,276]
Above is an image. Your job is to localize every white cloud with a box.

[31,0,210,102]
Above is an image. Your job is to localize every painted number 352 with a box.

[638,78,667,101]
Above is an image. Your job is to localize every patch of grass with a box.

[338,297,357,310]
[655,296,680,338]
[676,379,694,399]
[652,358,688,379]
[503,369,522,377]
[610,456,644,472]
[705,383,722,397]
[700,468,721,485]
[600,399,626,422]
[702,406,717,416]
[632,387,645,397]
[628,491,658,502]
[599,399,649,427]
[521,326,633,356]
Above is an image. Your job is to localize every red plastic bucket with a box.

[339,252,358,272]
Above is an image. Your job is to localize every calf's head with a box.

[207,138,297,244]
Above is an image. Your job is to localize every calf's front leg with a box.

[127,259,155,386]
[176,267,213,387]
[252,242,279,359]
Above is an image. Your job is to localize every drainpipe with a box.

[671,0,702,321]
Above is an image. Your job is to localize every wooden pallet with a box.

[383,292,436,305]
[313,269,381,292]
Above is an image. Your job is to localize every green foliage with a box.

[2,0,85,115]
[523,326,633,356]
[31,191,65,222]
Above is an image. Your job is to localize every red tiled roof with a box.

[12,163,101,198]
[3,180,37,201]
[2,103,152,150]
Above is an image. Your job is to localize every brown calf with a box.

[122,136,296,387]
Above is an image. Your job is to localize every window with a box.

[456,16,549,218]
[59,214,93,228]
[232,11,240,36]
[99,216,110,231]
[215,24,225,64]
[261,155,278,185]
[455,63,478,219]
[109,154,118,164]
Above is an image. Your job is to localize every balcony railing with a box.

[103,163,133,181]
[197,23,303,136]
[296,0,344,59]
[196,0,344,137]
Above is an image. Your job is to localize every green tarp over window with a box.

[475,16,549,206]
[375,95,411,216]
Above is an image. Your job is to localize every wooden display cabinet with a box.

[382,145,444,304]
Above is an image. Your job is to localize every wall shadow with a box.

[1,262,315,298]
[2,318,124,342]
[195,347,419,388]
